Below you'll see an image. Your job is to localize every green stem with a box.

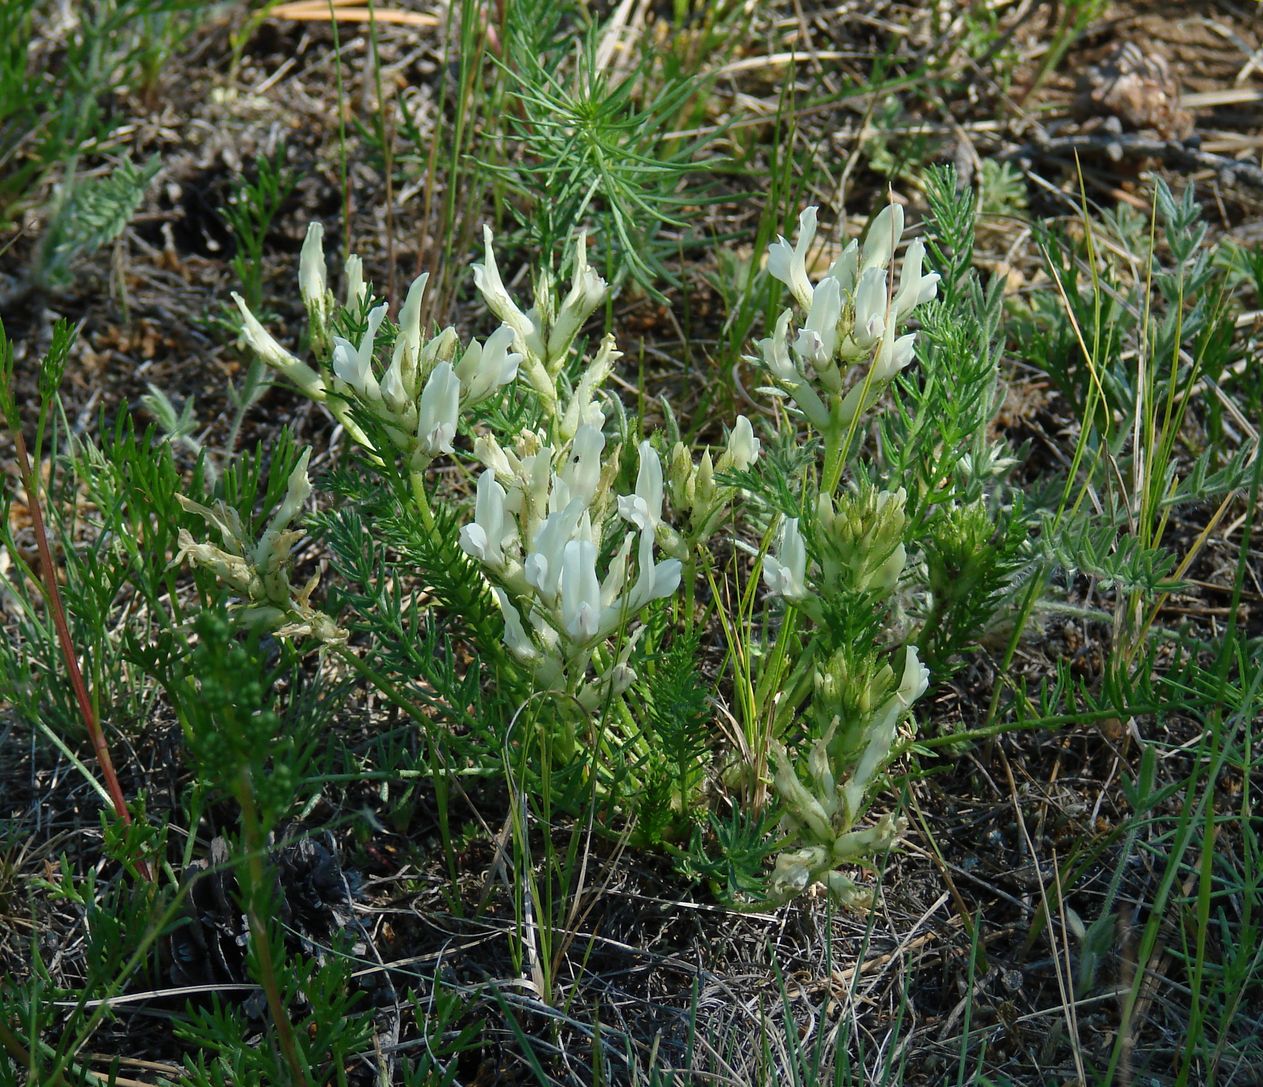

[237,773,308,1086]
[822,423,847,498]
[682,555,697,627]
[0,1015,41,1082]
[409,467,439,536]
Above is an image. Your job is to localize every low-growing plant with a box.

[190,167,1025,910]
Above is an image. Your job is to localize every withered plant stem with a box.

[10,425,152,882]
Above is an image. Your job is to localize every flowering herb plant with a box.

[188,175,1024,906]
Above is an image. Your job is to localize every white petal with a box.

[459,523,489,561]
[299,222,327,312]
[862,202,904,271]
[416,362,460,455]
[493,588,540,663]
[766,206,818,308]
[723,415,760,471]
[853,267,888,348]
[560,539,602,641]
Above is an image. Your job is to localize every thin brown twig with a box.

[10,425,152,883]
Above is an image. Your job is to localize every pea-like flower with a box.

[415,362,461,459]
[763,516,808,601]
[617,441,665,534]
[766,206,818,309]
[473,226,609,386]
[332,303,389,403]
[757,198,940,443]
[232,293,327,402]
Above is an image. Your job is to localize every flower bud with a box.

[232,293,326,401]
[344,253,366,308]
[547,233,608,364]
[299,222,329,334]
[668,442,695,509]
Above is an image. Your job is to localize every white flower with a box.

[524,498,587,602]
[493,587,540,663]
[839,644,929,823]
[253,447,312,573]
[892,238,940,320]
[793,274,842,370]
[561,424,606,507]
[600,532,635,612]
[767,206,818,309]
[384,273,429,404]
[416,361,460,456]
[617,441,664,533]
[771,846,827,897]
[332,303,389,402]
[722,415,760,471]
[758,310,831,430]
[764,516,808,600]
[231,293,326,400]
[871,328,917,384]
[852,267,888,348]
[560,335,618,441]
[825,238,859,294]
[472,225,539,355]
[895,643,930,708]
[474,433,517,481]
[861,202,904,272]
[459,469,511,567]
[774,745,835,842]
[758,309,798,383]
[626,528,681,611]
[548,233,608,363]
[577,626,643,711]
[560,538,602,642]
[418,324,459,378]
[456,324,522,406]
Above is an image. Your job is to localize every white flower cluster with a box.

[769,645,929,907]
[175,451,346,644]
[758,203,940,433]
[234,223,524,469]
[472,225,608,419]
[458,356,682,713]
